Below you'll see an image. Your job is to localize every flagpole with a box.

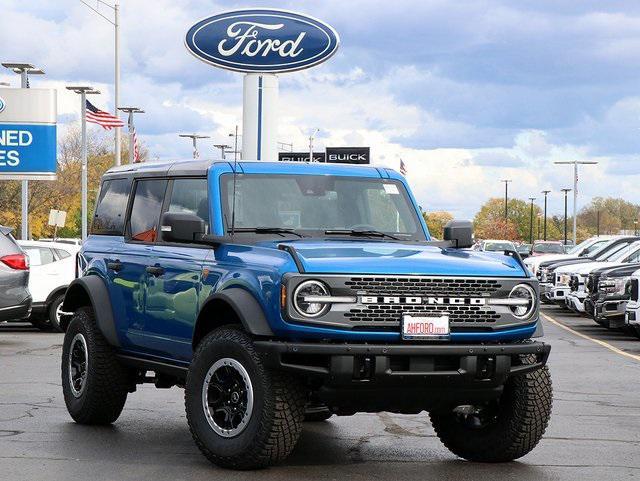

[118,107,144,163]
[66,86,100,240]
[114,0,121,166]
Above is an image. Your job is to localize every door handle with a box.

[107,261,122,272]
[146,265,165,277]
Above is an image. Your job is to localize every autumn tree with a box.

[423,211,453,239]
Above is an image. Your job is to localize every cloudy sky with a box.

[3,0,640,218]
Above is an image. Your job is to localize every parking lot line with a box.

[542,312,640,363]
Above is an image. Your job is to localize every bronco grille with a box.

[344,304,501,325]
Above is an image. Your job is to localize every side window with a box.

[54,248,71,259]
[40,248,56,265]
[626,250,640,263]
[167,178,209,226]
[92,178,133,235]
[128,179,168,242]
[23,247,55,266]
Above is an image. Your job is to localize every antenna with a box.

[230,124,239,236]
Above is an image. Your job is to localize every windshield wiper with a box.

[324,229,399,240]
[229,227,306,238]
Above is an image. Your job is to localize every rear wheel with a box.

[48,293,65,333]
[430,363,552,462]
[61,307,130,424]
[185,327,305,470]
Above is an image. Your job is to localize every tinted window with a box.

[92,178,132,235]
[128,179,167,242]
[168,178,209,225]
[23,247,55,266]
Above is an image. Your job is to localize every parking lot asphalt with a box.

[1,306,639,481]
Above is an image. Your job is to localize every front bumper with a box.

[625,302,640,327]
[548,286,570,302]
[256,340,550,386]
[565,293,586,313]
[594,300,627,328]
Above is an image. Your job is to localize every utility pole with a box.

[561,188,572,245]
[309,128,319,162]
[2,63,45,240]
[229,126,241,160]
[179,134,210,159]
[541,190,551,241]
[214,144,232,160]
[554,160,598,245]
[79,0,121,165]
[118,107,144,164]
[500,179,512,221]
[528,197,536,244]
[66,86,101,240]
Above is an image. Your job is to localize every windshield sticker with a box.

[383,183,399,195]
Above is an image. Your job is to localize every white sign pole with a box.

[242,73,278,161]
[20,71,29,240]
[81,91,88,240]
[114,0,121,166]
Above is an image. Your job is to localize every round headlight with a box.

[508,283,537,320]
[293,280,330,318]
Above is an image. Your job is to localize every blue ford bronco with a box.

[60,160,551,469]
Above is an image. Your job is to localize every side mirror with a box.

[160,212,206,243]
[443,220,474,248]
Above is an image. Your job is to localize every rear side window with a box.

[54,248,71,259]
[23,247,55,266]
[128,179,168,242]
[167,178,209,225]
[92,178,132,235]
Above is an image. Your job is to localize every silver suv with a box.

[0,226,31,322]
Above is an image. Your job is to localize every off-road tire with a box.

[48,293,65,333]
[61,307,129,424]
[430,363,552,463]
[185,327,306,470]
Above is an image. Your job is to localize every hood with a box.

[525,253,569,267]
[601,263,640,278]
[557,261,620,275]
[274,239,528,277]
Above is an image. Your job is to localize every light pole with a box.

[118,107,144,164]
[67,86,101,240]
[79,0,121,166]
[214,144,232,160]
[635,220,638,237]
[528,197,536,244]
[179,134,210,159]
[554,160,598,245]
[309,128,319,162]
[537,213,542,240]
[229,126,241,161]
[541,190,551,240]
[278,141,293,152]
[500,179,512,221]
[2,62,45,240]
[561,188,572,245]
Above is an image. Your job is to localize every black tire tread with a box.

[62,307,129,424]
[186,327,306,470]
[48,294,65,332]
[430,364,552,462]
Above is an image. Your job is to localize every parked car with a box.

[39,238,82,246]
[524,236,615,276]
[0,226,31,323]
[59,160,551,469]
[475,239,517,252]
[18,240,80,331]
[624,269,640,339]
[530,240,564,257]
[588,263,640,329]
[517,243,532,259]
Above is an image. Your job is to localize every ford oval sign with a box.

[185,9,340,73]
[0,97,5,114]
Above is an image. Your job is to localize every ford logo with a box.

[0,96,5,114]
[185,8,340,73]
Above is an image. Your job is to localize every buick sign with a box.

[185,9,340,73]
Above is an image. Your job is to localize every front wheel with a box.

[430,364,552,462]
[48,293,65,332]
[185,327,306,470]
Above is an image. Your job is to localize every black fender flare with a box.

[45,285,68,307]
[198,288,274,337]
[62,276,120,347]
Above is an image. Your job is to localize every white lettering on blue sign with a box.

[218,22,306,58]
[0,130,33,147]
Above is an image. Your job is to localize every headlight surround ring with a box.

[293,280,331,318]
[508,283,537,320]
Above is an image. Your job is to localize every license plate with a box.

[402,314,450,340]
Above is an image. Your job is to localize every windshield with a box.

[591,240,628,260]
[533,243,564,254]
[220,174,426,240]
[608,243,640,262]
[599,242,635,261]
[567,238,594,255]
[484,241,515,251]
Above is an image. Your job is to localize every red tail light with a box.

[0,253,29,270]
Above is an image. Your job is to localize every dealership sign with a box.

[279,147,370,164]
[185,9,340,73]
[0,89,57,180]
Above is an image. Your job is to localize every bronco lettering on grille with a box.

[359,296,486,305]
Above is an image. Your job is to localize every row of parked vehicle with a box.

[474,239,568,258]
[0,226,79,332]
[524,235,640,338]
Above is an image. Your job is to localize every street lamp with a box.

[554,160,598,245]
[214,144,232,160]
[528,197,536,244]
[309,128,319,162]
[561,188,572,246]
[228,126,241,161]
[541,190,551,241]
[500,179,512,221]
[179,134,210,159]
[118,107,144,164]
[3,63,45,240]
[67,86,101,240]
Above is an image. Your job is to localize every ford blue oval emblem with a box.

[185,9,340,73]
[0,96,5,114]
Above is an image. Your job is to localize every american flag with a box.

[86,100,124,130]
[128,115,141,163]
[399,158,407,176]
